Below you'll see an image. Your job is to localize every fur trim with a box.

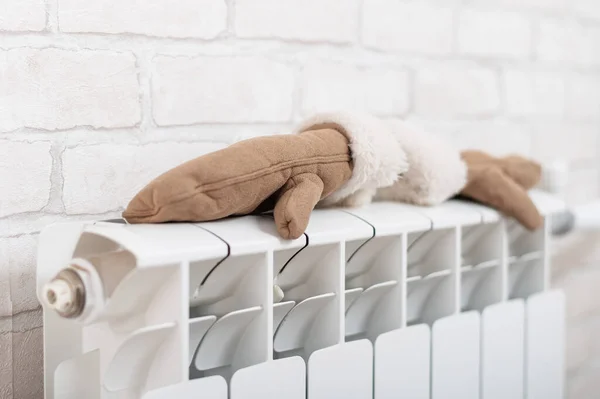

[374,120,467,206]
[295,112,408,207]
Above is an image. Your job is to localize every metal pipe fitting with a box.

[42,267,86,319]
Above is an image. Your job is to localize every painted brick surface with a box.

[0,141,52,217]
[301,62,410,116]
[362,0,454,54]
[1,1,599,398]
[152,56,295,125]
[415,63,500,117]
[0,0,45,32]
[458,9,531,58]
[59,0,227,38]
[0,48,140,131]
[504,70,565,117]
[62,142,225,214]
[235,0,358,42]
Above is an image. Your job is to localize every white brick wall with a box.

[62,142,224,214]
[0,141,52,217]
[458,9,531,58]
[0,0,46,32]
[1,1,600,398]
[504,70,565,117]
[300,62,410,116]
[415,63,500,117]
[573,0,600,21]
[531,124,598,163]
[536,19,600,66]
[571,25,600,66]
[536,18,579,63]
[0,333,12,397]
[59,0,227,38]
[362,0,454,54]
[152,56,295,124]
[2,236,38,315]
[564,168,600,205]
[471,0,566,10]
[0,48,140,131]
[446,121,533,156]
[566,75,600,121]
[235,0,359,42]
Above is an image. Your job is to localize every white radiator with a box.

[36,191,566,399]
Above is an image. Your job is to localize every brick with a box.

[62,142,225,214]
[0,236,40,321]
[401,119,463,136]
[0,0,45,32]
[0,238,10,318]
[504,70,565,118]
[11,309,42,332]
[0,333,12,399]
[536,18,575,63]
[0,141,52,218]
[0,236,39,315]
[530,124,598,164]
[59,0,226,38]
[12,328,43,399]
[362,0,453,54]
[0,48,140,131]
[0,279,9,318]
[536,19,600,65]
[469,0,565,10]
[403,119,532,156]
[458,10,531,58]
[572,26,600,66]
[565,75,600,121]
[152,56,294,125]
[447,122,532,156]
[573,0,600,21]
[0,237,11,318]
[235,0,358,42]
[415,64,500,118]
[301,62,410,116]
[0,315,10,335]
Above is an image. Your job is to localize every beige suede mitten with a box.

[459,150,543,230]
[123,113,407,239]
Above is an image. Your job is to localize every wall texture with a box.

[1,0,599,397]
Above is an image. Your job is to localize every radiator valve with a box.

[41,258,105,323]
[43,268,86,318]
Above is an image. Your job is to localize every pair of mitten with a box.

[123,112,543,238]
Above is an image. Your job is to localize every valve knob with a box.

[42,268,86,318]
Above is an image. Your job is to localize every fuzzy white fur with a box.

[295,112,408,207]
[374,120,467,206]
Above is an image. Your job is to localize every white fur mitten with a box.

[374,121,467,206]
[295,112,409,209]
